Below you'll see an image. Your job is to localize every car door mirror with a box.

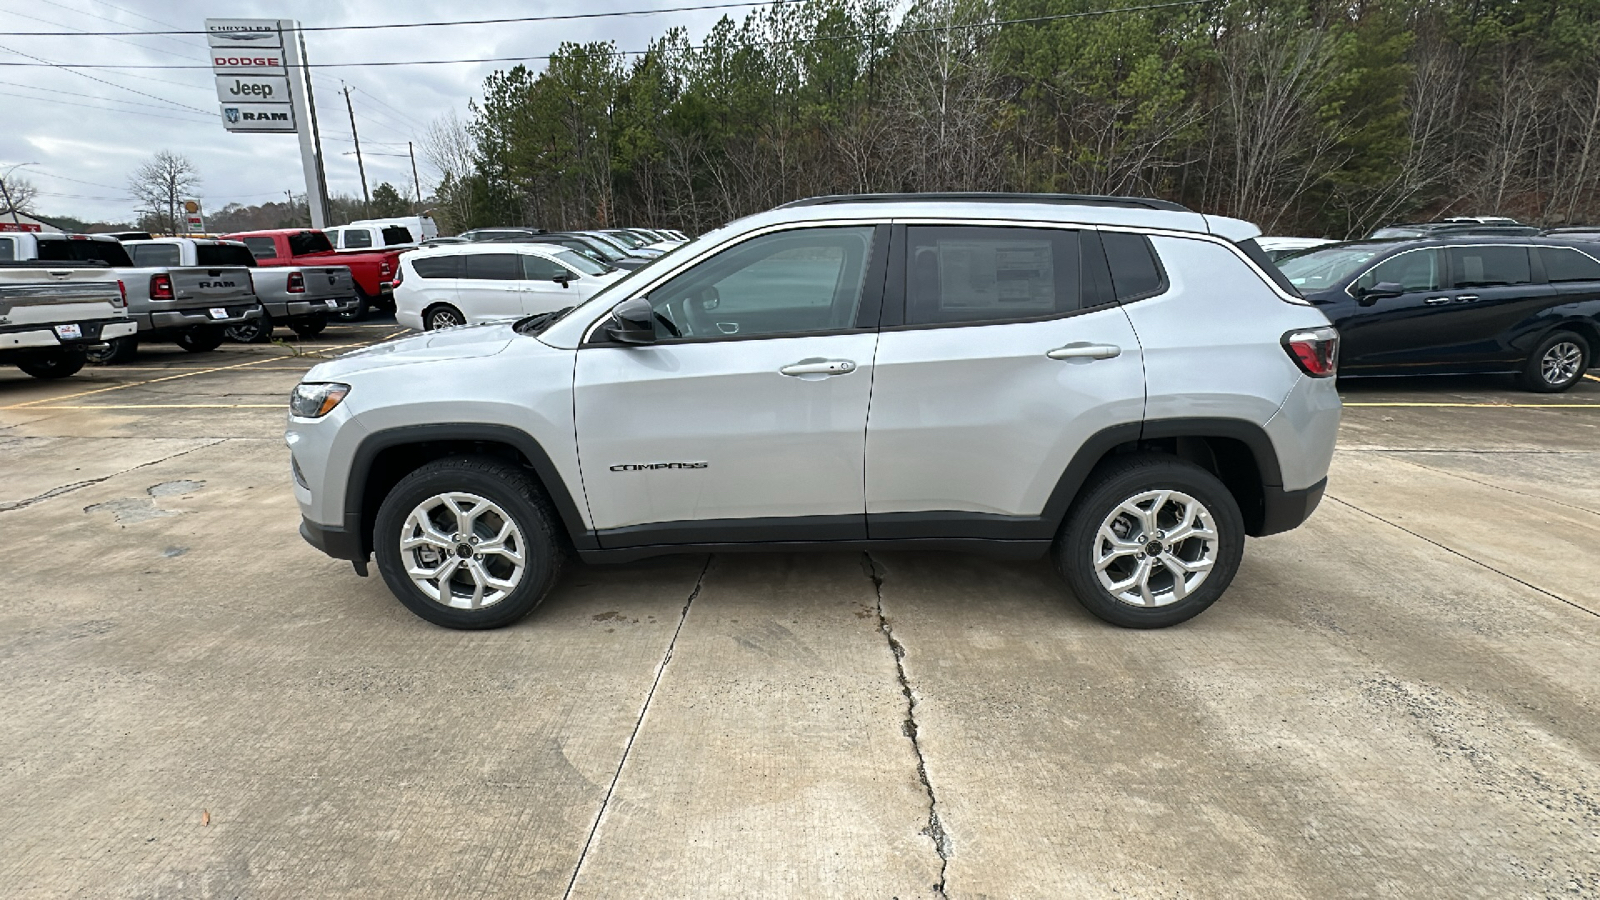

[553,272,574,288]
[605,297,656,344]
[1357,281,1405,305]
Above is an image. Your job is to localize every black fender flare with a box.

[343,423,596,554]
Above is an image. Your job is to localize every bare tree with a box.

[0,173,38,219]
[421,112,478,231]
[128,151,199,235]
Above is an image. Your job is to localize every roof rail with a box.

[779,192,1193,213]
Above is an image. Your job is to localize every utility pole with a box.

[343,84,370,217]
[408,141,422,215]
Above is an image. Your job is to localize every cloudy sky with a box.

[0,0,750,224]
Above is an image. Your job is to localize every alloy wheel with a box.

[1093,489,1218,607]
[1541,341,1583,386]
[399,492,525,609]
[428,308,463,330]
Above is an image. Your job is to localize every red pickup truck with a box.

[222,229,406,315]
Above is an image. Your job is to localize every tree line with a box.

[422,0,1600,239]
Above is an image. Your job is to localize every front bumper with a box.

[300,518,366,562]
[1256,478,1327,537]
[147,303,263,331]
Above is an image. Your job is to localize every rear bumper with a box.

[286,297,359,318]
[1256,478,1327,537]
[0,317,136,349]
[300,518,366,562]
[148,303,263,331]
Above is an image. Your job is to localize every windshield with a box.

[552,248,614,276]
[604,230,647,249]
[1276,244,1388,290]
[571,237,624,261]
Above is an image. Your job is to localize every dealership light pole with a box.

[0,161,38,226]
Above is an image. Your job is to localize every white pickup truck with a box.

[0,261,135,379]
[125,238,359,342]
[0,232,262,363]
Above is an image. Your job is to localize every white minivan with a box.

[394,242,627,331]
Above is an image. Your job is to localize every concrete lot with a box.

[2,322,1598,898]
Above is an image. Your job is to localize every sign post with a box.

[205,18,330,229]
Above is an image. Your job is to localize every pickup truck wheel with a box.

[337,294,369,322]
[84,336,137,365]
[374,457,566,630]
[424,304,464,330]
[1519,331,1589,392]
[175,326,225,353]
[225,313,272,344]
[289,315,327,338]
[1055,454,1244,629]
[16,347,87,379]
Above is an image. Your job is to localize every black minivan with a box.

[1276,236,1600,392]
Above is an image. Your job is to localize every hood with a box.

[305,322,516,379]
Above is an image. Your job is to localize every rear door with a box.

[456,253,524,323]
[864,223,1144,537]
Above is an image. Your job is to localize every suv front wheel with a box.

[373,457,566,629]
[1056,455,1245,628]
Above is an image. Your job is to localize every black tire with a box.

[373,456,567,630]
[1518,330,1589,393]
[84,335,138,365]
[175,326,226,353]
[1055,454,1245,629]
[289,314,328,338]
[16,347,87,379]
[424,304,465,331]
[337,293,370,322]
[225,312,273,344]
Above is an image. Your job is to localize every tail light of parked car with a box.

[380,261,391,278]
[149,273,174,301]
[115,280,127,308]
[1283,327,1339,377]
[287,271,305,293]
[390,263,402,286]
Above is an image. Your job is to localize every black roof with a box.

[1369,222,1540,237]
[780,192,1192,213]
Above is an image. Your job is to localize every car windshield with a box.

[1275,245,1388,290]
[570,237,624,261]
[551,248,614,275]
[604,230,647,249]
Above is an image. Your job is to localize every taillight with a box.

[150,273,174,300]
[287,271,305,293]
[1283,327,1339,377]
[391,264,402,286]
[380,261,391,277]
[115,279,127,308]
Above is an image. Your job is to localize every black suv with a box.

[1277,235,1600,391]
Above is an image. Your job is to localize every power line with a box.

[1,0,807,36]
[0,40,214,112]
[0,0,1217,69]
[0,88,215,124]
[1,4,200,63]
[0,78,215,117]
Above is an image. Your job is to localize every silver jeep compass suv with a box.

[287,194,1340,630]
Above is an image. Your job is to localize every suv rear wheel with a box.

[424,304,464,330]
[373,457,566,629]
[1520,330,1589,392]
[1056,454,1244,628]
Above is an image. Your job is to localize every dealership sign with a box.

[206,19,295,133]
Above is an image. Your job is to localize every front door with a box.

[574,224,885,546]
[1332,247,1456,373]
[517,253,580,315]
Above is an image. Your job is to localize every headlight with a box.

[290,382,350,418]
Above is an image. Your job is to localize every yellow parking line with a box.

[17,404,285,410]
[1344,402,1600,408]
[0,333,400,411]
[1586,374,1600,382]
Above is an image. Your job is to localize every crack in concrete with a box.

[562,555,711,900]
[0,439,226,513]
[864,553,951,899]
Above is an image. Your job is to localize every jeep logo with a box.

[609,462,709,472]
[199,280,236,288]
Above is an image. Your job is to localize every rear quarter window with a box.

[288,232,333,255]
[381,226,414,246]
[1541,246,1600,282]
[241,237,278,260]
[342,229,373,250]
[1231,238,1301,297]
[1102,231,1169,301]
[412,255,463,279]
[129,244,182,267]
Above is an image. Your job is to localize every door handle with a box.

[780,359,856,376]
[1047,343,1121,360]
[1454,294,1479,303]
[1424,296,1453,305]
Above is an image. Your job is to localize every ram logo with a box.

[609,462,709,472]
[224,107,240,124]
[198,280,237,288]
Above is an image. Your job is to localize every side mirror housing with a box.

[553,273,574,289]
[604,297,656,344]
[1357,281,1405,305]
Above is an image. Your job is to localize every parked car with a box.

[460,227,546,242]
[1368,220,1540,239]
[0,260,134,379]
[393,242,626,331]
[1257,236,1335,261]
[1277,235,1600,391]
[222,228,405,317]
[288,191,1340,631]
[346,214,439,243]
[327,223,418,252]
[125,238,360,342]
[2,231,262,362]
[591,230,665,258]
[530,233,654,270]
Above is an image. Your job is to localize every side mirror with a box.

[553,273,573,289]
[1358,281,1405,305]
[604,297,656,345]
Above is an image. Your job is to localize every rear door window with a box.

[1448,245,1532,288]
[412,255,463,279]
[1541,247,1600,282]
[464,253,521,280]
[342,229,373,250]
[241,237,279,260]
[288,232,333,255]
[904,225,1081,326]
[129,244,182,267]
[1101,232,1166,301]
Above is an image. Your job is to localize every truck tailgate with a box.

[168,267,256,309]
[0,272,125,328]
[295,266,357,300]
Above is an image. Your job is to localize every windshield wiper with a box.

[513,307,575,335]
